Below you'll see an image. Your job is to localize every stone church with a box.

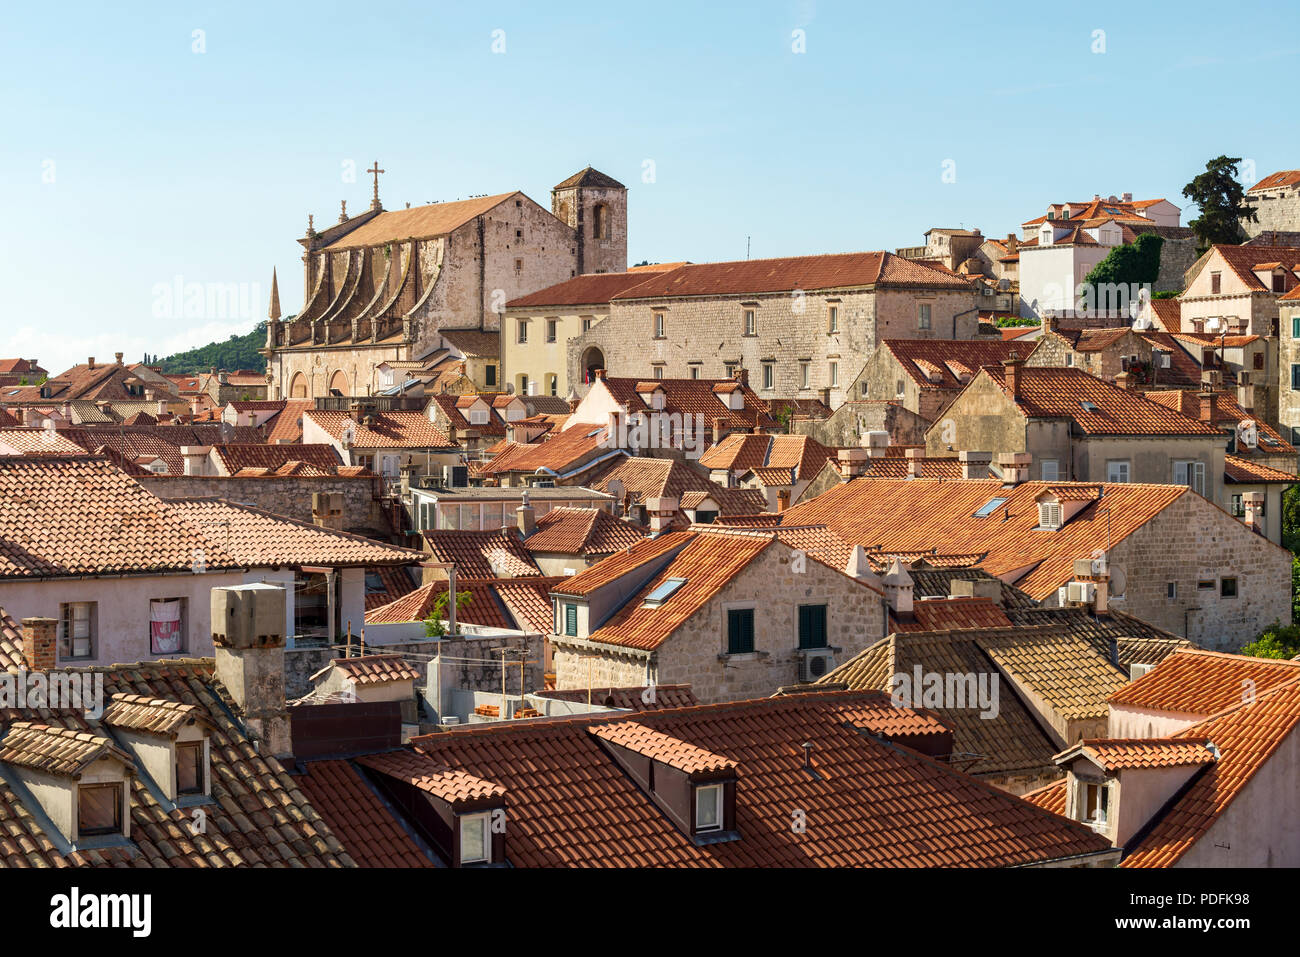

[264,165,627,399]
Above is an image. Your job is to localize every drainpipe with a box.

[952,306,979,339]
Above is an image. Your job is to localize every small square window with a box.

[78,783,122,837]
[1221,577,1238,598]
[459,813,490,864]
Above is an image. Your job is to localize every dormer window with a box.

[459,812,492,864]
[176,741,204,795]
[78,783,124,837]
[1038,501,1063,529]
[694,782,724,832]
[101,694,212,804]
[1079,780,1109,828]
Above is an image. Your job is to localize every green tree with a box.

[1241,619,1300,659]
[423,589,472,638]
[1182,156,1255,251]
[1083,232,1164,292]
[156,322,268,374]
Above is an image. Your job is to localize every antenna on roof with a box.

[746,236,751,260]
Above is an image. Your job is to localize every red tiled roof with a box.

[327,653,422,685]
[1205,244,1300,292]
[265,398,315,444]
[305,410,454,449]
[1147,297,1182,332]
[698,433,833,481]
[862,456,964,480]
[212,443,343,475]
[597,376,776,432]
[492,576,569,635]
[324,192,519,250]
[781,478,1190,600]
[406,690,1114,867]
[1108,648,1300,715]
[365,578,518,629]
[477,426,611,477]
[296,759,434,867]
[1248,170,1300,192]
[1224,455,1297,483]
[537,684,700,711]
[0,429,88,454]
[985,365,1222,436]
[609,251,974,299]
[1068,738,1216,772]
[552,532,694,596]
[168,498,420,568]
[422,528,541,579]
[507,271,660,309]
[885,339,1022,390]
[356,750,506,808]
[524,507,646,555]
[1145,389,1294,453]
[892,597,1012,633]
[590,721,737,774]
[589,456,718,503]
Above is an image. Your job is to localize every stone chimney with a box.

[1042,315,1057,334]
[862,430,890,459]
[1002,352,1023,400]
[959,450,992,480]
[21,617,57,671]
[607,479,625,509]
[114,352,124,366]
[732,367,749,387]
[845,545,883,591]
[1198,391,1216,423]
[881,557,914,617]
[87,357,96,371]
[906,448,924,479]
[997,451,1033,484]
[312,491,344,530]
[776,489,790,511]
[1238,371,1255,414]
[837,447,869,479]
[180,445,211,476]
[592,368,606,383]
[1115,371,1135,391]
[948,577,1003,606]
[647,496,678,532]
[567,388,580,413]
[211,584,291,759]
[516,492,537,537]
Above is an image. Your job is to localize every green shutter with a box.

[564,604,578,636]
[1293,316,1300,339]
[798,604,827,649]
[727,608,754,654]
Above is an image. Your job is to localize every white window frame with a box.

[762,362,774,391]
[1038,501,1062,529]
[653,313,665,338]
[1040,459,1060,482]
[459,812,491,864]
[800,361,810,390]
[545,318,557,343]
[1173,460,1206,495]
[1079,781,1110,829]
[516,320,528,344]
[59,602,96,660]
[695,783,724,833]
[743,309,756,336]
[918,303,932,330]
[828,305,839,334]
[829,361,839,387]
[1106,460,1130,484]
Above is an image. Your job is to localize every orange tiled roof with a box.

[885,340,1022,390]
[355,750,506,808]
[1068,738,1216,772]
[609,251,974,299]
[1205,244,1300,292]
[537,684,700,711]
[305,410,454,449]
[0,722,135,777]
[598,376,777,433]
[986,365,1222,436]
[698,433,833,482]
[324,192,519,250]
[590,721,737,775]
[1108,648,1300,714]
[524,507,646,555]
[405,690,1113,867]
[589,456,718,503]
[477,425,611,477]
[422,528,541,579]
[1249,170,1300,192]
[168,498,420,568]
[101,694,210,738]
[0,429,88,454]
[781,478,1189,600]
[893,597,1012,633]
[265,398,315,444]
[507,271,661,309]
[296,759,434,867]
[328,653,423,685]
[551,531,695,597]
[1145,389,1294,454]
[364,576,547,630]
[211,443,343,475]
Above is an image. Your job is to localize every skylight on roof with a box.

[973,497,1008,518]
[642,578,687,606]
[1080,401,1100,413]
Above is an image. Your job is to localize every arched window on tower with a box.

[592,203,609,240]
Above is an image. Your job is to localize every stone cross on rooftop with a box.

[367,160,385,210]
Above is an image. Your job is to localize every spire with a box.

[268,269,281,321]
[339,200,348,223]
[367,160,385,211]
[306,214,315,238]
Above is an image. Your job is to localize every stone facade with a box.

[1242,175,1300,239]
[552,541,888,704]
[791,399,930,448]
[1280,299,1300,444]
[265,170,627,401]
[568,286,980,410]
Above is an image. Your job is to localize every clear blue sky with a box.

[3,0,1297,373]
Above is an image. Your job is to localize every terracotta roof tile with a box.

[328,654,423,685]
[507,271,661,309]
[305,410,454,449]
[324,193,519,250]
[422,528,541,579]
[295,759,435,867]
[537,684,700,711]
[1108,648,1300,714]
[589,456,718,503]
[1069,738,1216,772]
[211,444,343,475]
[524,507,646,555]
[893,597,1012,633]
[356,750,506,808]
[590,721,737,775]
[885,340,1022,390]
[598,376,778,434]
[101,694,211,737]
[0,722,135,777]
[551,532,694,597]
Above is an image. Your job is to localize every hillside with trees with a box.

[151,322,269,373]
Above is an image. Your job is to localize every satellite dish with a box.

[1108,564,1128,599]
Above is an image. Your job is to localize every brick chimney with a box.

[21,617,57,670]
[516,492,537,536]
[87,357,95,370]
[211,584,291,758]
[1198,391,1216,423]
[959,450,992,480]
[1002,352,1023,399]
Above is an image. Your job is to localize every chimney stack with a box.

[1002,352,1023,399]
[948,577,1003,606]
[1243,491,1265,535]
[114,352,124,366]
[1115,371,1135,392]
[732,367,749,387]
[312,491,344,530]
[837,447,870,479]
[881,557,914,617]
[20,617,57,671]
[211,584,291,759]
[1198,391,1216,423]
[959,450,992,480]
[996,451,1032,484]
[516,492,537,537]
[906,447,924,479]
[180,445,211,477]
[647,496,678,532]
[776,489,790,512]
[87,357,95,370]
[1238,371,1255,414]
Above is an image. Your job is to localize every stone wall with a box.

[792,400,930,448]
[1280,301,1300,444]
[140,474,391,538]
[1242,187,1300,239]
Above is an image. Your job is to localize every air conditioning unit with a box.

[798,648,836,682]
[1066,581,1096,604]
[1129,663,1155,681]
[442,716,461,726]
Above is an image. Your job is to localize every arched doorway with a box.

[582,347,605,385]
[328,370,349,396]
[289,372,308,398]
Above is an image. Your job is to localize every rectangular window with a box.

[564,603,578,637]
[548,374,558,396]
[1167,582,1177,600]
[1066,354,1073,367]
[762,362,774,390]
[176,741,204,795]
[798,604,828,649]
[1081,782,1109,827]
[653,365,664,380]
[1173,460,1206,495]
[514,258,523,274]
[516,321,528,344]
[695,784,723,832]
[78,783,122,837]
[1292,365,1300,391]
[582,317,593,333]
[1221,577,1238,598]
[1292,316,1300,339]
[149,598,186,655]
[918,304,932,330]
[545,319,557,343]
[519,374,529,396]
[744,309,756,336]
[828,306,838,333]
[1197,579,1215,590]
[1230,493,1244,517]
[800,362,810,390]
[485,364,497,387]
[829,362,838,387]
[1040,459,1060,482]
[59,602,96,660]
[690,365,701,379]
[1211,272,1221,294]
[726,607,755,654]
[459,813,490,864]
[1106,460,1130,484]
[653,313,665,338]
[1274,274,1285,294]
